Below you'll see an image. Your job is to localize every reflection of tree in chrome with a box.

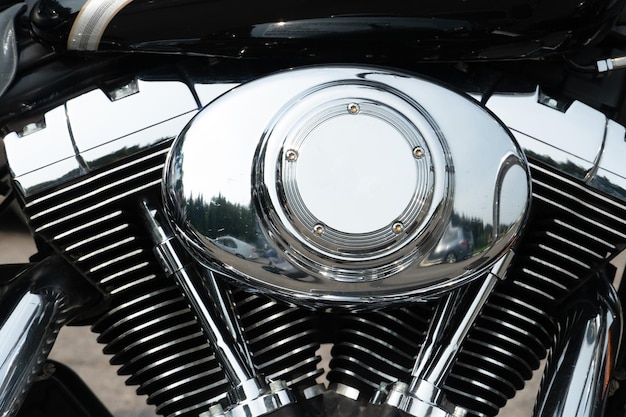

[185,195,513,255]
[450,213,511,253]
[449,214,485,253]
[187,193,259,242]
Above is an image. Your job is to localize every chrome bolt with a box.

[269,380,288,393]
[347,103,360,114]
[392,222,404,234]
[314,224,325,235]
[285,149,299,162]
[413,147,424,159]
[200,404,225,417]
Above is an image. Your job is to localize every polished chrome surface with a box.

[164,65,531,306]
[2,78,241,197]
[194,83,240,107]
[410,290,462,381]
[227,377,295,417]
[418,252,512,387]
[382,381,454,417]
[4,79,200,196]
[0,257,98,417]
[533,278,622,417]
[590,119,626,200]
[486,89,605,178]
[3,105,81,186]
[0,287,66,417]
[0,292,52,417]
[66,79,197,153]
[8,61,626,417]
[487,89,626,202]
[201,268,255,374]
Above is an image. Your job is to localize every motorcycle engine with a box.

[163,66,530,306]
[2,44,626,417]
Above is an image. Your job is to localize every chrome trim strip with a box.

[533,277,622,417]
[67,0,133,51]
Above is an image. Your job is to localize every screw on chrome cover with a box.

[285,149,299,162]
[392,222,404,234]
[347,103,360,114]
[413,147,424,159]
[314,224,325,235]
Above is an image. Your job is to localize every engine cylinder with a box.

[231,289,324,396]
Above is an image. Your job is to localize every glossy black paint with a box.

[30,0,626,61]
[16,361,114,417]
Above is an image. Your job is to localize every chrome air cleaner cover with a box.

[163,66,530,306]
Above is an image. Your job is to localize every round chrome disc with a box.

[255,83,449,281]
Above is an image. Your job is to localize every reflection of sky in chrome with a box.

[428,92,529,229]
[497,164,529,225]
[451,153,529,228]
[67,80,198,153]
[179,109,258,206]
[176,72,530,237]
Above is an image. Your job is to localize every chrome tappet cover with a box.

[163,66,531,306]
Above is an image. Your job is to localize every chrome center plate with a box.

[258,84,442,264]
[289,108,420,235]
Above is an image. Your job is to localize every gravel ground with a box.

[1,209,539,417]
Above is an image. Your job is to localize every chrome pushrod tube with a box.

[533,275,623,417]
[200,267,256,374]
[0,258,98,417]
[377,251,516,417]
[141,203,295,417]
[413,250,515,387]
[140,203,255,386]
[409,289,463,381]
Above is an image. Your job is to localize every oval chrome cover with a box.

[163,66,531,306]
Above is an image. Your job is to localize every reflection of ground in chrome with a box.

[0,208,539,417]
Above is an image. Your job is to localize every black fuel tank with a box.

[31,0,625,61]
